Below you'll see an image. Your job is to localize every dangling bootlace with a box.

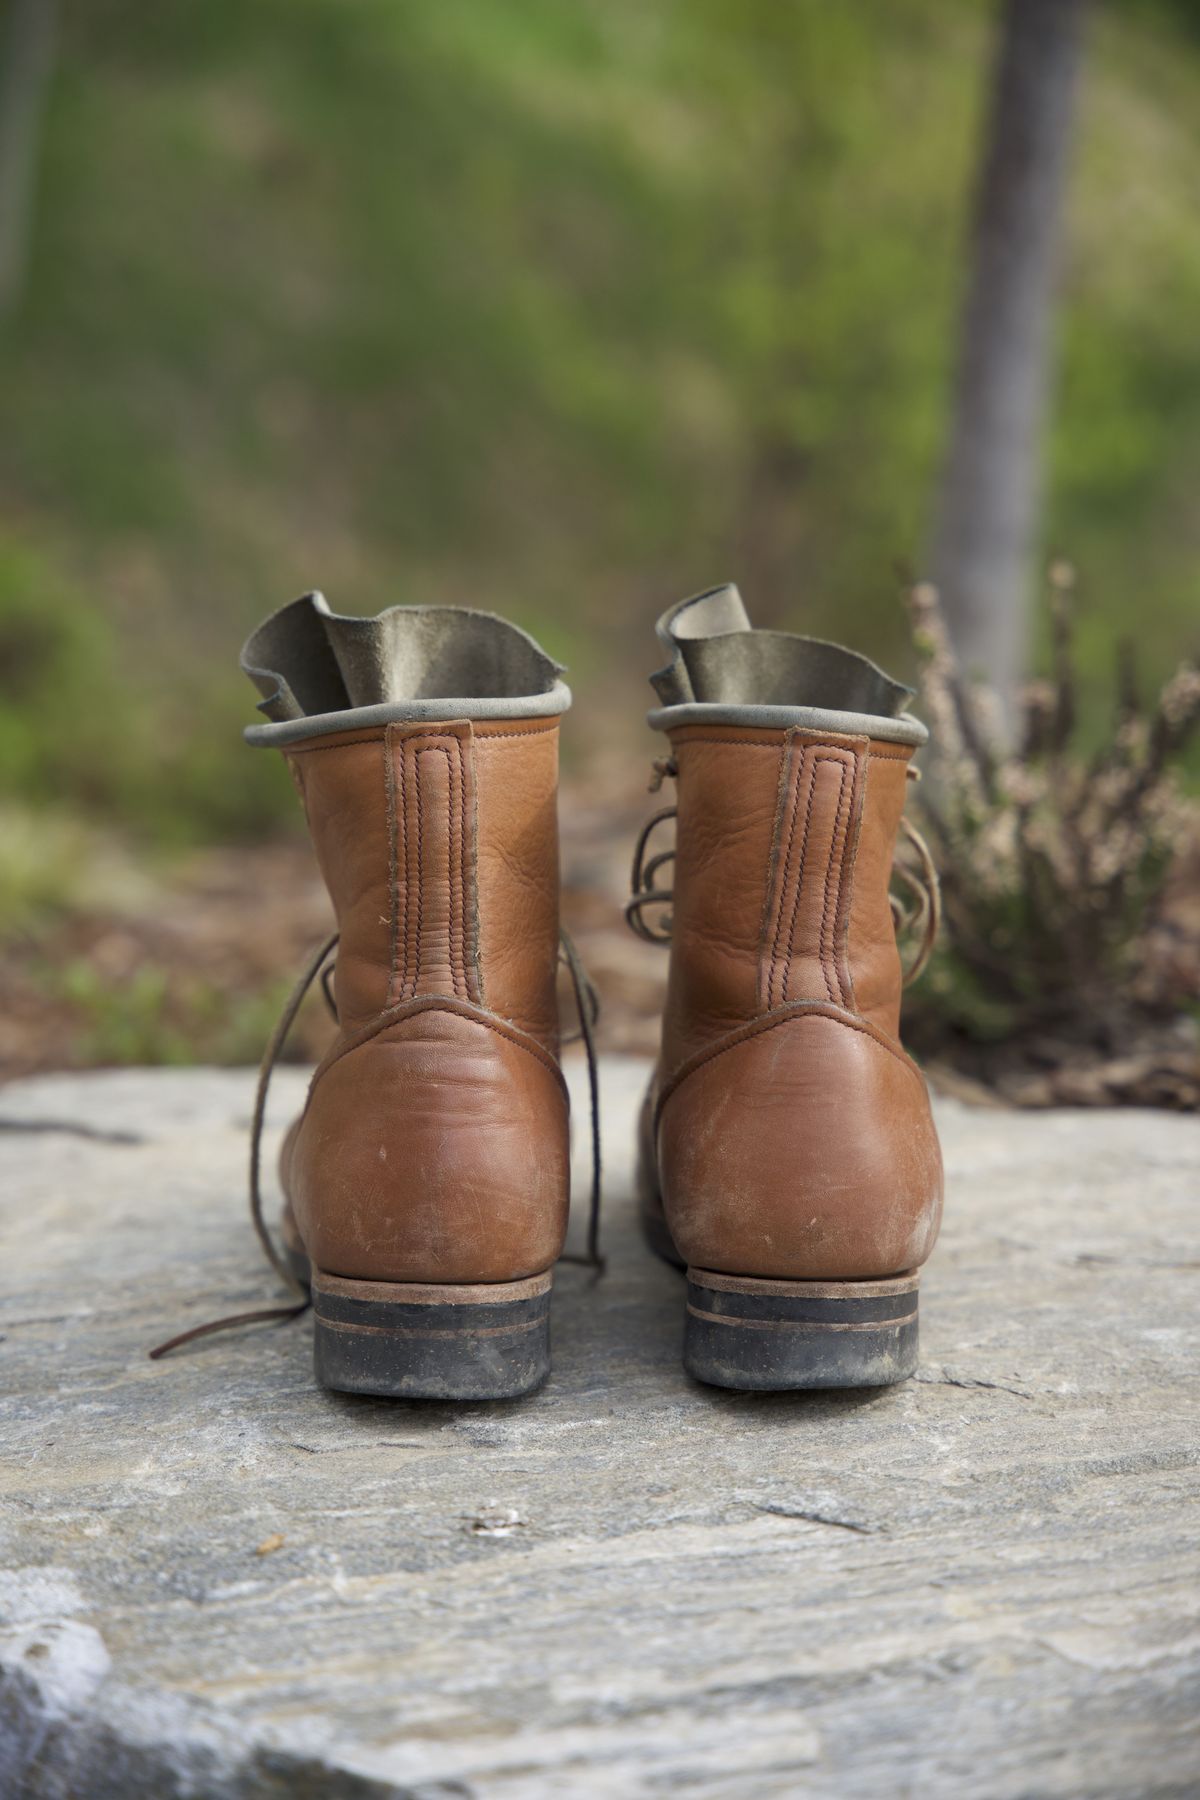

[148,930,338,1359]
[624,755,941,984]
[624,757,678,945]
[150,927,605,1358]
[557,928,605,1274]
[890,782,942,985]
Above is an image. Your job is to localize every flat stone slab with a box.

[1,1062,1198,1798]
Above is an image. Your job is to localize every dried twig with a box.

[904,577,1200,1097]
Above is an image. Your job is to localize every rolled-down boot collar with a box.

[240,591,570,745]
[648,584,927,746]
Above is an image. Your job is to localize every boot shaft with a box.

[637,586,943,1298]
[662,721,914,1071]
[237,593,573,1304]
[242,591,568,1045]
[282,717,561,1046]
[646,586,928,1072]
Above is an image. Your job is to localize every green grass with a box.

[1,0,1198,846]
[44,957,296,1066]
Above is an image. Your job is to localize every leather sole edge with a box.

[683,1267,920,1391]
[288,1243,552,1400]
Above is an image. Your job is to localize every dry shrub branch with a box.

[904,569,1200,1108]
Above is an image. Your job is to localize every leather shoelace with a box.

[149,928,604,1360]
[556,929,605,1273]
[624,757,679,946]
[888,807,942,986]
[624,758,942,984]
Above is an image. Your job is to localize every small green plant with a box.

[906,570,1200,1105]
[45,957,303,1069]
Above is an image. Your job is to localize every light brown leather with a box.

[385,722,482,1009]
[285,1002,569,1283]
[280,715,569,1283]
[472,724,561,1050]
[644,722,943,1281]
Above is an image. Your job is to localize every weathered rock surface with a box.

[1,1062,1197,1797]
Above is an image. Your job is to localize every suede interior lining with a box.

[240,593,569,737]
[651,585,915,716]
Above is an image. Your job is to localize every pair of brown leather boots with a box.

[233,585,943,1401]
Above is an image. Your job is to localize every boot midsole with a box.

[287,1241,553,1400]
[683,1267,919,1392]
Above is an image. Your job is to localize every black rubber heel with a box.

[683,1268,919,1391]
[309,1268,552,1401]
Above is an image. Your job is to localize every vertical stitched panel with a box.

[760,736,864,1011]
[385,722,480,1007]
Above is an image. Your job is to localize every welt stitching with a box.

[402,743,420,1001]
[781,750,847,1006]
[453,733,471,999]
[287,723,558,757]
[456,730,471,1000]
[778,749,855,1005]
[766,739,802,1011]
[403,735,417,1003]
[414,734,469,999]
[398,738,411,1000]
[416,742,463,997]
[758,730,797,1013]
[456,731,476,1003]
[835,752,865,1010]
[670,732,873,751]
[672,737,802,750]
[815,756,851,1006]
[472,725,559,740]
[383,729,400,1006]
[778,748,822,1009]
[447,738,466,1000]
[413,745,427,993]
[424,742,459,998]
[464,733,486,1007]
[783,752,839,1004]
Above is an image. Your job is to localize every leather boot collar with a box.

[241,591,570,745]
[647,584,926,746]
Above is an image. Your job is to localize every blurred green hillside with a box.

[2,0,1199,846]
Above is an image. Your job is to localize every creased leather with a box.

[286,1004,569,1283]
[646,721,943,1282]
[656,1005,942,1279]
[759,732,863,1012]
[279,713,567,1283]
[385,721,482,1008]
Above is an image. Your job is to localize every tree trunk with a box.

[930,0,1087,732]
[0,0,58,319]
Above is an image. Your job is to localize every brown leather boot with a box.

[236,593,590,1400]
[628,587,943,1390]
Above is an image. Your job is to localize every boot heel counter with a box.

[657,1007,942,1280]
[292,1005,569,1283]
